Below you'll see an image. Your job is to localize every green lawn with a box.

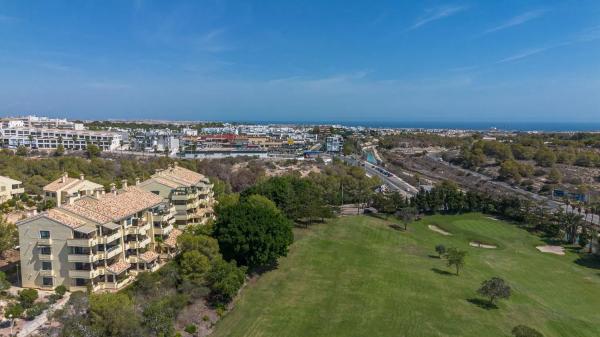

[212,213,600,337]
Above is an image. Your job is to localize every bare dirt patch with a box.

[428,225,451,236]
[536,245,565,256]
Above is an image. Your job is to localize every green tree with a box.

[89,292,141,337]
[54,144,65,156]
[180,250,211,284]
[547,168,562,184]
[4,303,24,319]
[445,248,467,275]
[207,258,247,304]
[477,277,511,305]
[396,207,418,230]
[0,271,10,291]
[19,288,39,308]
[534,147,557,167]
[214,195,294,269]
[435,244,446,258]
[0,217,17,258]
[16,145,29,156]
[85,143,102,159]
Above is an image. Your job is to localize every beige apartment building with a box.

[17,184,180,292]
[0,175,24,203]
[138,163,215,227]
[43,173,104,205]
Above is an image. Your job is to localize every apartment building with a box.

[326,135,344,152]
[139,163,215,227]
[0,116,84,130]
[17,185,179,292]
[0,127,122,151]
[43,173,104,205]
[0,175,24,203]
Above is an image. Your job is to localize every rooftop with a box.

[152,165,207,187]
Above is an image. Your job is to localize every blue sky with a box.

[0,0,599,123]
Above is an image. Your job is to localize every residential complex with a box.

[0,175,24,203]
[17,165,214,292]
[43,173,104,205]
[0,127,122,151]
[139,163,215,227]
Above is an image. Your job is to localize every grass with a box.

[211,213,600,337]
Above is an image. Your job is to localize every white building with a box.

[326,135,344,152]
[0,127,122,151]
[0,175,24,203]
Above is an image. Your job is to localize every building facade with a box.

[0,127,122,151]
[43,173,104,205]
[0,175,24,203]
[17,185,180,292]
[138,164,215,227]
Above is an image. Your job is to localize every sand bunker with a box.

[428,225,451,236]
[469,241,497,249]
[536,245,565,256]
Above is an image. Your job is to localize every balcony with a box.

[39,269,54,277]
[68,254,98,263]
[67,237,98,247]
[126,222,151,235]
[126,237,151,249]
[172,192,197,201]
[102,231,121,244]
[155,224,173,235]
[37,238,52,245]
[101,245,122,259]
[69,269,100,279]
[38,254,53,261]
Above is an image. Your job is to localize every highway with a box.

[424,153,600,226]
[341,155,419,197]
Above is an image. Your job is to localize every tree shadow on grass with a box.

[431,267,454,276]
[574,254,600,270]
[388,224,406,231]
[466,298,498,310]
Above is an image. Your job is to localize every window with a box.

[39,230,50,239]
[75,278,87,286]
[42,277,53,286]
[39,246,51,255]
[42,262,52,270]
[151,191,160,195]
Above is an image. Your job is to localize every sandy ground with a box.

[536,245,565,255]
[469,241,497,249]
[428,225,451,236]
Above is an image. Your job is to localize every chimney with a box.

[79,173,85,181]
[61,172,68,183]
[94,189,103,199]
[67,196,75,205]
[110,183,116,195]
[135,177,140,186]
[121,179,128,189]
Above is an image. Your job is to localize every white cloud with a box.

[409,6,468,31]
[482,9,547,35]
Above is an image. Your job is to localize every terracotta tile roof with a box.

[164,228,182,248]
[62,203,112,224]
[65,186,163,222]
[151,176,182,189]
[106,261,130,274]
[43,176,79,192]
[153,166,206,186]
[47,209,87,229]
[44,176,103,193]
[139,250,158,263]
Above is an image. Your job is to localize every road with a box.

[424,153,599,226]
[341,155,419,197]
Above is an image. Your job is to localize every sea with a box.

[230,120,600,132]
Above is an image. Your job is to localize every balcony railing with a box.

[68,253,99,263]
[67,237,98,247]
